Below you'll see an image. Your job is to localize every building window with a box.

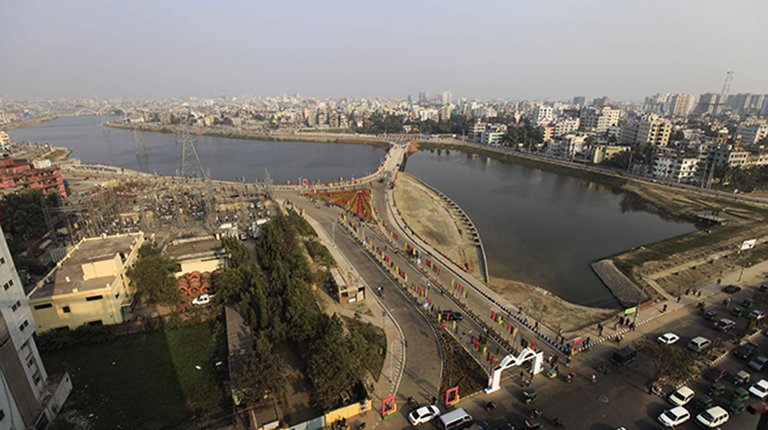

[0,256,5,265]
[19,320,29,331]
[8,280,13,287]
[62,306,71,313]
[11,300,21,312]
[27,355,35,368]
[33,303,53,310]
[85,295,103,302]
[32,371,41,385]
[2,282,8,291]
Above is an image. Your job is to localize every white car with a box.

[408,405,440,426]
[657,332,680,345]
[668,386,695,406]
[657,406,690,427]
[749,379,768,399]
[191,294,213,306]
[695,406,729,428]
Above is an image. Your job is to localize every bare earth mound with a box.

[488,276,615,335]
[393,172,481,278]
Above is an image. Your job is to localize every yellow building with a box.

[27,233,144,333]
[164,236,228,277]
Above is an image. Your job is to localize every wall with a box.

[324,399,372,424]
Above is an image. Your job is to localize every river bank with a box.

[104,121,391,150]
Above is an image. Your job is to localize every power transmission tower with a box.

[263,168,273,199]
[176,130,208,179]
[133,129,149,170]
[717,70,734,115]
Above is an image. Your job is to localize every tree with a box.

[232,333,285,402]
[222,237,251,268]
[306,315,362,410]
[502,121,543,149]
[127,246,180,305]
[670,129,685,142]
[0,190,58,255]
[636,340,697,384]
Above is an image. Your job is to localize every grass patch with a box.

[44,322,226,430]
[439,332,487,396]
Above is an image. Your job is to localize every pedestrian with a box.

[431,396,437,405]
[619,316,625,325]
[677,296,681,303]
[697,290,702,297]
[586,337,591,346]
[630,322,636,331]
[591,374,596,383]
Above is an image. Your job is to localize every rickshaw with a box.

[545,368,558,379]
[729,399,746,415]
[734,370,751,386]
[522,390,539,405]
[708,383,726,397]
[733,387,749,402]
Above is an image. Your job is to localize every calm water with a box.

[10,115,386,183]
[406,149,698,308]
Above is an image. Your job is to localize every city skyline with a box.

[1,0,767,100]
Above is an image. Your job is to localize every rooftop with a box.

[30,234,142,299]
[164,236,225,261]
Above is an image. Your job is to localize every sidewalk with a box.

[300,211,406,429]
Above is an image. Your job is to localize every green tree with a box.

[222,237,251,268]
[306,315,362,410]
[0,190,58,255]
[233,334,285,402]
[637,340,697,384]
[127,246,180,305]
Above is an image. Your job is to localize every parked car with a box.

[703,310,718,321]
[749,310,766,321]
[695,406,730,428]
[440,310,464,322]
[759,283,768,293]
[688,336,712,353]
[408,405,441,426]
[733,342,759,360]
[715,318,736,332]
[668,386,695,406]
[704,366,729,383]
[657,406,691,427]
[723,285,742,294]
[749,379,768,400]
[749,355,768,371]
[191,294,214,306]
[657,332,680,345]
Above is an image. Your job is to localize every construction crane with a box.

[717,70,734,114]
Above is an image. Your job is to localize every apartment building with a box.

[27,233,144,333]
[531,105,554,126]
[579,107,621,133]
[622,115,672,146]
[652,156,700,182]
[1,225,71,429]
[0,159,67,198]
[737,124,768,146]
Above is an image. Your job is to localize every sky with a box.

[1,0,767,101]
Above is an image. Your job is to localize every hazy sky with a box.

[1,0,766,101]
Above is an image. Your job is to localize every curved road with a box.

[276,191,442,423]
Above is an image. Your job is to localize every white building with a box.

[441,91,452,106]
[579,107,621,133]
[652,156,700,182]
[553,118,580,136]
[1,225,72,429]
[531,105,554,126]
[737,124,768,146]
[480,124,507,145]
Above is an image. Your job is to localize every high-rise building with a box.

[670,94,697,117]
[694,93,722,116]
[1,225,71,429]
[572,96,586,107]
[622,115,672,146]
[531,105,554,126]
[592,96,609,108]
[580,107,621,133]
[441,91,452,106]
[737,124,768,146]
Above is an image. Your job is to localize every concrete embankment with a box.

[591,260,650,307]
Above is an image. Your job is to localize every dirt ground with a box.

[488,276,615,336]
[393,172,481,278]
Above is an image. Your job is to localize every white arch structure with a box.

[485,347,544,394]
